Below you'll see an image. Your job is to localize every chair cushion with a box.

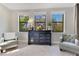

[0,40,17,46]
[62,42,76,46]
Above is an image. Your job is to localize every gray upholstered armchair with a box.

[0,32,18,53]
[59,34,79,56]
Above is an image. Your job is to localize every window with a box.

[52,13,64,32]
[19,16,34,32]
[35,15,46,30]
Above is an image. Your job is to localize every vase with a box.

[47,26,51,30]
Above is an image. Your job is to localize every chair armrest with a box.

[60,36,63,42]
[0,37,4,43]
[14,36,18,40]
[1,37,4,40]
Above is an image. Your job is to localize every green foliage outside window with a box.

[19,16,29,22]
[19,16,29,32]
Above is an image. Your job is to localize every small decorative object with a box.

[36,25,43,31]
[47,21,52,30]
[31,38,34,42]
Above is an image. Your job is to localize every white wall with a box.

[11,7,76,44]
[0,4,76,44]
[0,4,11,32]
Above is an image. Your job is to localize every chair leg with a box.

[76,54,79,56]
[2,49,6,53]
[60,49,63,51]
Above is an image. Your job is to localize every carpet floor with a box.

[0,44,76,56]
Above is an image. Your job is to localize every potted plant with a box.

[36,25,43,31]
[47,21,52,30]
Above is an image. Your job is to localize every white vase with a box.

[47,26,51,30]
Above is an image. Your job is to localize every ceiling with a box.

[2,3,75,10]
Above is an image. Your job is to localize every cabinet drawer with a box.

[39,39,50,43]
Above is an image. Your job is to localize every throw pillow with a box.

[75,39,79,45]
[62,34,76,43]
[62,34,71,42]
[69,35,77,43]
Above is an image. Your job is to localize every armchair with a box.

[59,34,79,56]
[0,32,18,53]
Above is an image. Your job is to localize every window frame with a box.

[51,12,65,32]
[34,15,46,30]
[18,15,30,32]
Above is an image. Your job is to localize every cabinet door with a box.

[33,31,40,43]
[28,30,51,45]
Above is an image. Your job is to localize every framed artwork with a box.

[35,15,46,30]
[52,13,64,32]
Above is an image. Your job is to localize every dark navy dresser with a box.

[28,30,51,45]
